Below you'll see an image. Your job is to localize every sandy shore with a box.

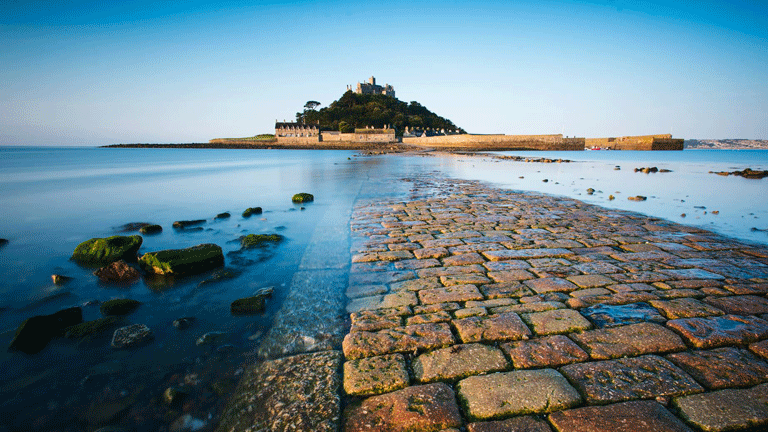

[219,172,768,431]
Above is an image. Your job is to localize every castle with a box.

[347,76,395,98]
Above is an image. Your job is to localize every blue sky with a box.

[1,0,766,145]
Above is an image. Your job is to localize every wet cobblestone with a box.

[341,175,768,431]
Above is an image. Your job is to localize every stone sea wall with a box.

[586,134,684,150]
[403,134,586,151]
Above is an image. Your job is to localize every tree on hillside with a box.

[304,101,321,111]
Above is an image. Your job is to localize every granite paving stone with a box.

[570,322,686,359]
[666,347,768,389]
[522,309,592,335]
[482,248,574,261]
[406,311,452,326]
[480,283,534,299]
[548,401,693,432]
[524,277,579,294]
[749,339,768,359]
[419,284,484,305]
[580,302,666,328]
[666,315,768,348]
[560,355,704,404]
[467,416,553,432]
[343,353,410,396]
[674,383,768,431]
[414,247,450,259]
[342,323,455,359]
[443,252,486,266]
[502,335,589,368]
[452,312,532,343]
[457,369,581,420]
[345,383,463,432]
[649,297,724,319]
[567,274,615,288]
[389,277,442,292]
[412,343,509,383]
[440,273,492,286]
[703,294,768,315]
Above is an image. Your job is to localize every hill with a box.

[295,91,464,136]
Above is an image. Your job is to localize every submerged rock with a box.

[139,224,162,234]
[139,243,224,276]
[172,220,206,229]
[240,234,283,248]
[0,239,8,247]
[231,287,274,315]
[711,168,768,179]
[163,387,187,405]
[118,222,153,232]
[93,260,140,283]
[100,299,141,316]
[215,212,230,219]
[9,307,83,354]
[292,193,314,203]
[64,316,122,340]
[628,195,647,201]
[111,324,153,349]
[198,268,240,287]
[196,331,228,346]
[173,317,196,330]
[71,235,143,266]
[51,274,73,285]
[242,207,262,217]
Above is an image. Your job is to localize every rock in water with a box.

[100,299,142,316]
[172,220,206,229]
[292,193,314,203]
[173,317,196,330]
[628,195,647,201]
[139,224,162,234]
[242,207,262,217]
[139,244,224,276]
[239,234,283,248]
[111,324,153,348]
[215,212,230,219]
[0,239,8,247]
[51,274,73,285]
[71,235,143,266]
[9,307,83,354]
[64,316,122,340]
[231,287,274,315]
[196,331,228,346]
[93,260,140,283]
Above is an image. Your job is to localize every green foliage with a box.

[338,121,354,133]
[295,91,464,136]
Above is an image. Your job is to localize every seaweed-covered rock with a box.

[71,235,143,266]
[292,193,314,203]
[93,260,140,283]
[139,224,162,234]
[64,316,122,340]
[118,222,153,232]
[231,287,274,315]
[139,244,224,276]
[240,234,283,248]
[111,324,153,349]
[100,299,141,316]
[172,220,206,229]
[173,317,196,330]
[215,212,231,220]
[0,239,8,247]
[242,207,262,217]
[9,307,83,354]
[51,274,73,285]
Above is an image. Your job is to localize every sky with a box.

[1,0,766,145]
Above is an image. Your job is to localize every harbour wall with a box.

[586,134,684,150]
[402,134,585,151]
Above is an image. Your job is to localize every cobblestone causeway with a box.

[341,175,768,431]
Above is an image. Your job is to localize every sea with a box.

[0,146,766,431]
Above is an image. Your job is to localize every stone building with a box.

[274,121,319,138]
[347,76,395,98]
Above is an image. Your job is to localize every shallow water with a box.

[442,149,768,246]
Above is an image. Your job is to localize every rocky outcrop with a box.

[100,299,141,316]
[139,244,224,276]
[711,168,768,179]
[9,307,83,354]
[240,234,283,248]
[242,207,262,217]
[111,324,153,348]
[172,220,206,229]
[139,224,162,234]
[71,235,143,266]
[292,193,314,203]
[231,287,274,315]
[93,260,140,283]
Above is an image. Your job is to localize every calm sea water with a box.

[0,146,766,430]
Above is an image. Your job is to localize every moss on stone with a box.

[240,234,283,248]
[71,235,143,266]
[242,207,263,217]
[172,220,206,229]
[292,193,314,203]
[64,316,121,339]
[139,224,162,234]
[215,212,231,219]
[100,299,142,316]
[231,296,267,314]
[139,243,224,276]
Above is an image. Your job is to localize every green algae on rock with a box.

[139,224,162,234]
[71,235,143,265]
[241,207,262,217]
[64,316,122,340]
[231,287,273,315]
[240,234,283,248]
[100,299,141,316]
[292,193,314,203]
[172,219,206,229]
[139,243,224,276]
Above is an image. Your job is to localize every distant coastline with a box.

[684,139,768,150]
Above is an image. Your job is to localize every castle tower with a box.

[368,76,376,85]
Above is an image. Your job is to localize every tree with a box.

[304,101,321,111]
[338,121,354,133]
